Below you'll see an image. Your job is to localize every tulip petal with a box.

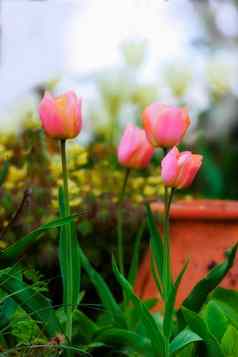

[38,91,82,139]
[118,124,154,169]
[38,92,65,138]
[142,102,191,148]
[161,147,179,186]
[177,154,203,188]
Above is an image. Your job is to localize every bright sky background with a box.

[0,0,203,129]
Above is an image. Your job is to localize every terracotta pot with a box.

[135,199,238,309]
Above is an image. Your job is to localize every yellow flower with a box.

[132,194,144,203]
[131,177,145,190]
[147,176,162,185]
[0,240,7,249]
[4,165,27,190]
[71,197,82,207]
[144,186,157,196]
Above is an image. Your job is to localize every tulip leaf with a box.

[163,260,189,338]
[150,253,163,297]
[112,256,167,357]
[71,310,98,344]
[201,300,228,341]
[145,203,164,290]
[58,187,81,313]
[182,307,224,357]
[0,214,78,267]
[221,325,238,357]
[95,328,153,356]
[169,328,202,355]
[128,221,145,285]
[209,287,238,331]
[180,242,238,313]
[78,246,126,329]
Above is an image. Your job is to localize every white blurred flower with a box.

[0,93,39,133]
[206,51,238,96]
[121,39,147,68]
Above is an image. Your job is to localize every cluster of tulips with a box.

[39,91,202,189]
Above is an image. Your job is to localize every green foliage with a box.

[0,267,61,338]
[58,186,81,314]
[221,325,238,357]
[180,242,238,314]
[0,214,78,267]
[127,222,145,285]
[182,307,224,357]
[79,246,126,329]
[209,288,238,330]
[201,300,228,341]
[112,257,167,357]
[145,203,164,294]
[163,261,188,339]
[170,329,202,355]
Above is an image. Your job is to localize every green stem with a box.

[162,148,175,300]
[119,168,130,204]
[60,140,73,352]
[61,140,70,215]
[163,187,174,299]
[117,168,130,275]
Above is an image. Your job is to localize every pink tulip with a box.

[118,124,154,169]
[38,91,82,140]
[161,147,203,189]
[142,102,190,148]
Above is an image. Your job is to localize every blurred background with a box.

[1,0,238,196]
[0,0,238,303]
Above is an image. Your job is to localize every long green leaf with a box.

[72,310,98,343]
[112,257,167,357]
[145,203,164,279]
[0,215,77,266]
[58,187,81,313]
[163,260,188,338]
[201,300,228,341]
[0,295,17,331]
[150,253,163,297]
[0,268,61,338]
[78,247,126,329]
[182,307,224,357]
[128,222,145,285]
[95,327,153,356]
[169,328,202,354]
[181,242,238,312]
[210,287,238,331]
[221,325,238,357]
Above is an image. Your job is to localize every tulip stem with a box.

[60,139,73,352]
[119,168,131,204]
[61,140,70,214]
[163,187,174,298]
[117,168,130,275]
[162,148,174,301]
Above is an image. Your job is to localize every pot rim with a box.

[151,199,238,221]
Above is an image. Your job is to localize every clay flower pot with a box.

[135,199,238,309]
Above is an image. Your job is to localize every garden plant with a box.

[0,90,237,357]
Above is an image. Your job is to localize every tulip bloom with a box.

[142,102,190,148]
[118,124,154,169]
[161,147,203,189]
[38,91,82,140]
